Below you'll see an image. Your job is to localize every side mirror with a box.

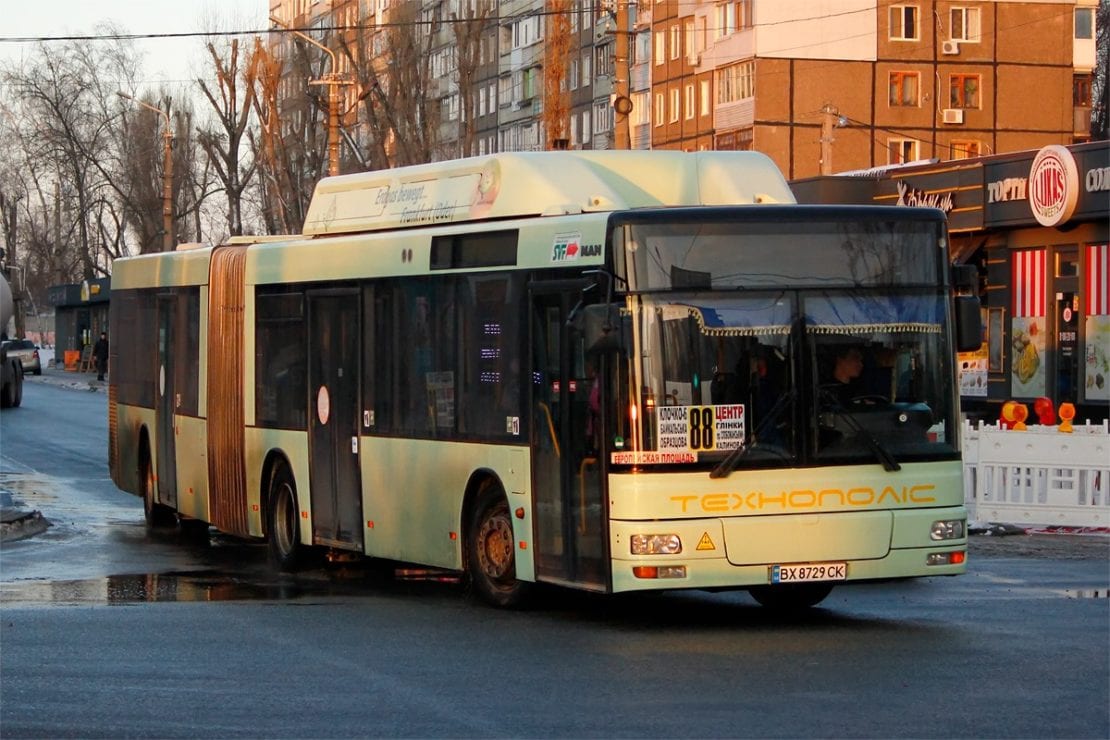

[954,295,981,352]
[581,303,626,354]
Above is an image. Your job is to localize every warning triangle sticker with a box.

[696,532,716,551]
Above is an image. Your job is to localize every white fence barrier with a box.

[962,419,1110,528]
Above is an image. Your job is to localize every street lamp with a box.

[118,92,174,252]
[269,15,353,177]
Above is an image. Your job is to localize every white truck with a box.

[1,271,23,408]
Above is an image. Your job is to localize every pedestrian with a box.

[93,332,109,381]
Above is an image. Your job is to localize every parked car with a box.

[1,339,41,375]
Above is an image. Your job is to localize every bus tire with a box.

[140,446,176,528]
[467,484,530,608]
[748,583,834,610]
[267,461,305,572]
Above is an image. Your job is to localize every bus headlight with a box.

[930,519,965,540]
[630,534,682,555]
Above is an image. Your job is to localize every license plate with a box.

[770,562,847,584]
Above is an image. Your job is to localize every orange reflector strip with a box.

[632,566,658,579]
[515,507,525,519]
[519,541,527,550]
[301,511,308,519]
[449,531,457,540]
[951,551,966,564]
[252,504,259,512]
[367,521,374,529]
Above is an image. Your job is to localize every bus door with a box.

[530,285,607,590]
[155,295,177,510]
[307,290,363,551]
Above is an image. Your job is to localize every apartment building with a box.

[268,1,1097,175]
[668,0,1098,179]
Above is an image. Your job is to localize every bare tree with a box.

[1092,1,1109,140]
[251,34,328,234]
[346,3,439,168]
[3,32,138,279]
[197,38,259,237]
[452,0,497,158]
[543,0,573,149]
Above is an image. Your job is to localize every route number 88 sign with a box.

[656,405,746,452]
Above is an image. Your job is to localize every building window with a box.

[949,73,980,109]
[655,30,665,64]
[684,84,695,120]
[595,42,614,78]
[716,60,755,104]
[951,140,981,159]
[1075,7,1094,40]
[950,7,981,42]
[632,91,650,126]
[700,80,710,116]
[569,59,579,90]
[715,2,750,38]
[715,127,753,151]
[670,24,681,60]
[715,3,734,38]
[654,93,664,127]
[889,138,918,164]
[669,88,680,122]
[889,71,920,107]
[594,101,612,134]
[1074,74,1093,106]
[889,5,918,41]
[581,52,591,87]
[634,30,650,66]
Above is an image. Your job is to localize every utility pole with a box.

[820,103,838,175]
[613,1,631,150]
[270,16,353,177]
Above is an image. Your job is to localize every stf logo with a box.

[551,233,582,262]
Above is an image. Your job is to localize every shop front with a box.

[47,278,111,369]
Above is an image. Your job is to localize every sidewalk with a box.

[26,361,106,392]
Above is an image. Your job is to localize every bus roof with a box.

[302,150,795,236]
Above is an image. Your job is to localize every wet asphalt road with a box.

[1,375,1108,738]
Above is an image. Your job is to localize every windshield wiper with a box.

[817,388,902,472]
[710,389,796,479]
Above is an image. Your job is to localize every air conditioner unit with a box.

[941,39,960,55]
[942,108,964,124]
[688,53,701,66]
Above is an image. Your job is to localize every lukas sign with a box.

[1028,145,1080,227]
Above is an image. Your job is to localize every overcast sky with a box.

[0,0,266,88]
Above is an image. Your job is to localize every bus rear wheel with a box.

[140,448,176,528]
[748,583,834,610]
[467,486,530,608]
[267,461,306,572]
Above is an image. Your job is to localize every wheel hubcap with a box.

[477,509,513,580]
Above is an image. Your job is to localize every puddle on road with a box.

[0,566,461,605]
[1,571,306,604]
[1062,588,1110,599]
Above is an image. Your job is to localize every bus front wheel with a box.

[748,583,834,610]
[467,486,530,608]
[267,461,305,571]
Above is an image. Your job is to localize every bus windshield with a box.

[602,213,958,470]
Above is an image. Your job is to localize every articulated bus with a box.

[109,151,980,609]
